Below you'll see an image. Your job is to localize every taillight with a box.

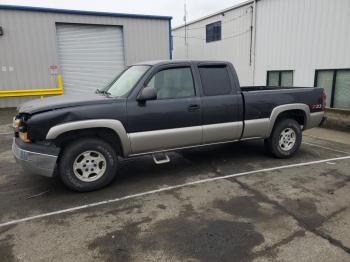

[322,91,326,111]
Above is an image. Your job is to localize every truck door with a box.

[127,64,202,154]
[196,63,244,144]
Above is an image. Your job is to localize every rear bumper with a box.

[12,138,59,177]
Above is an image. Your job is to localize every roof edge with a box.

[0,5,172,20]
[172,0,253,30]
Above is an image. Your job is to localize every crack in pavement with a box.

[228,177,350,256]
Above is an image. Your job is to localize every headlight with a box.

[13,115,31,143]
[13,117,20,132]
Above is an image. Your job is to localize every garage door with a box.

[56,23,125,95]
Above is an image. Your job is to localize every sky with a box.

[0,0,247,26]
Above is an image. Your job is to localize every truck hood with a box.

[19,93,114,114]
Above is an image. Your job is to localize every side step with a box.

[152,153,170,165]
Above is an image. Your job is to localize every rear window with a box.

[198,65,232,96]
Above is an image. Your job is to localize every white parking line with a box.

[302,141,350,155]
[1,155,350,228]
[0,132,12,135]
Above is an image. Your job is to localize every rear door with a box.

[127,64,202,154]
[195,63,243,143]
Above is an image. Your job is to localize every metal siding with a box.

[56,24,125,94]
[173,0,350,89]
[254,0,350,86]
[172,4,254,86]
[0,9,170,107]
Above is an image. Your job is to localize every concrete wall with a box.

[0,8,171,107]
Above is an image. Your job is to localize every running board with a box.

[152,153,170,164]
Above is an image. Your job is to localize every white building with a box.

[172,0,350,110]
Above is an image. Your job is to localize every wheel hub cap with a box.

[73,151,107,182]
[279,128,296,151]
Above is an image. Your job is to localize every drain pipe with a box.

[252,0,257,86]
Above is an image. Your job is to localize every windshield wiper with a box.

[95,89,112,97]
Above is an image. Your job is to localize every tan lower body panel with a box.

[241,118,270,139]
[202,122,243,144]
[129,126,202,154]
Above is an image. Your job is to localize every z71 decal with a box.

[310,104,322,110]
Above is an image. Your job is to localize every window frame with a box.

[206,21,222,43]
[144,65,197,100]
[266,70,294,87]
[314,68,350,109]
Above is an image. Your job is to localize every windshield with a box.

[105,65,150,97]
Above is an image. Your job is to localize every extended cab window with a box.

[147,67,195,99]
[199,65,232,96]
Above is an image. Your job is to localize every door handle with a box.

[187,104,200,111]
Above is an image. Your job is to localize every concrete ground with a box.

[0,114,350,261]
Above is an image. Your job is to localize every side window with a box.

[147,67,195,99]
[198,65,232,96]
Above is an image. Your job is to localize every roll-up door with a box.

[56,23,125,95]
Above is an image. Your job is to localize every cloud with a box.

[0,0,246,26]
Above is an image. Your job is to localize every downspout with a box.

[252,0,257,86]
[249,5,253,66]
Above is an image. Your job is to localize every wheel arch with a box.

[266,104,310,137]
[46,119,131,157]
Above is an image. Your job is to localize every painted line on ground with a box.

[0,132,12,135]
[1,155,350,228]
[302,141,350,155]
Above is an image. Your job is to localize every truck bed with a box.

[241,86,324,120]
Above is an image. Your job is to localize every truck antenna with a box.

[184,0,189,59]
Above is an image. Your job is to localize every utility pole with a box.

[184,0,188,59]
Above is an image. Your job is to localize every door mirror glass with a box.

[137,87,157,102]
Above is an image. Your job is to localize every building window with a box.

[267,71,293,87]
[198,65,232,96]
[315,69,350,109]
[206,21,221,43]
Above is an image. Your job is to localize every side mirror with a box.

[137,87,157,102]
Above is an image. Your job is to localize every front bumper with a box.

[12,138,59,177]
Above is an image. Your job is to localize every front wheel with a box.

[58,138,118,192]
[264,118,302,158]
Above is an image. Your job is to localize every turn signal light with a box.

[19,132,31,143]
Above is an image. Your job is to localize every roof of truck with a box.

[133,60,231,66]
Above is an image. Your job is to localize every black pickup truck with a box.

[13,60,325,191]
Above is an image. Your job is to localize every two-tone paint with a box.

[13,60,325,177]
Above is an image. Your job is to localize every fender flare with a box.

[266,103,310,137]
[46,119,131,156]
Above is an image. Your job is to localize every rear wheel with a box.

[264,118,302,158]
[58,138,118,192]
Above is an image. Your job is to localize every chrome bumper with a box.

[12,138,58,177]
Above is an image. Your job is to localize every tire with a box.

[58,137,118,192]
[264,118,302,159]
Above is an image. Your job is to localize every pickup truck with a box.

[13,60,326,191]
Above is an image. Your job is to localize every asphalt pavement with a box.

[0,123,350,262]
